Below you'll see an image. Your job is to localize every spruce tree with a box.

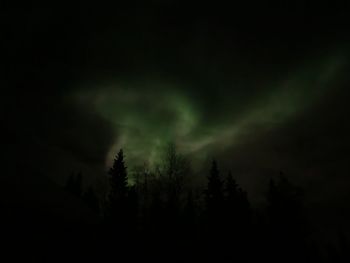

[107,149,129,224]
[109,149,128,201]
[205,160,224,211]
[205,160,224,230]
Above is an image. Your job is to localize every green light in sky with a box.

[73,53,345,172]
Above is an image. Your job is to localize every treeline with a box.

[65,145,349,262]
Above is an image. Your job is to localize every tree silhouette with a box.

[205,160,224,214]
[266,173,308,262]
[223,171,251,261]
[107,149,129,227]
[204,160,225,248]
[34,148,339,262]
[109,149,128,199]
[224,171,238,235]
[163,143,190,205]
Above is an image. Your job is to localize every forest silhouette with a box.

[1,144,349,262]
[55,145,349,262]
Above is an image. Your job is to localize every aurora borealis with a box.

[3,1,350,228]
[72,52,346,177]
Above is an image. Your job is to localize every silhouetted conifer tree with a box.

[266,173,308,262]
[205,160,224,213]
[163,143,190,205]
[107,149,129,228]
[223,171,251,261]
[224,171,239,229]
[109,149,128,199]
[204,160,224,244]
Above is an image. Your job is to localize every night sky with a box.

[3,1,350,233]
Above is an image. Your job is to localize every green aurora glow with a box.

[73,53,345,172]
